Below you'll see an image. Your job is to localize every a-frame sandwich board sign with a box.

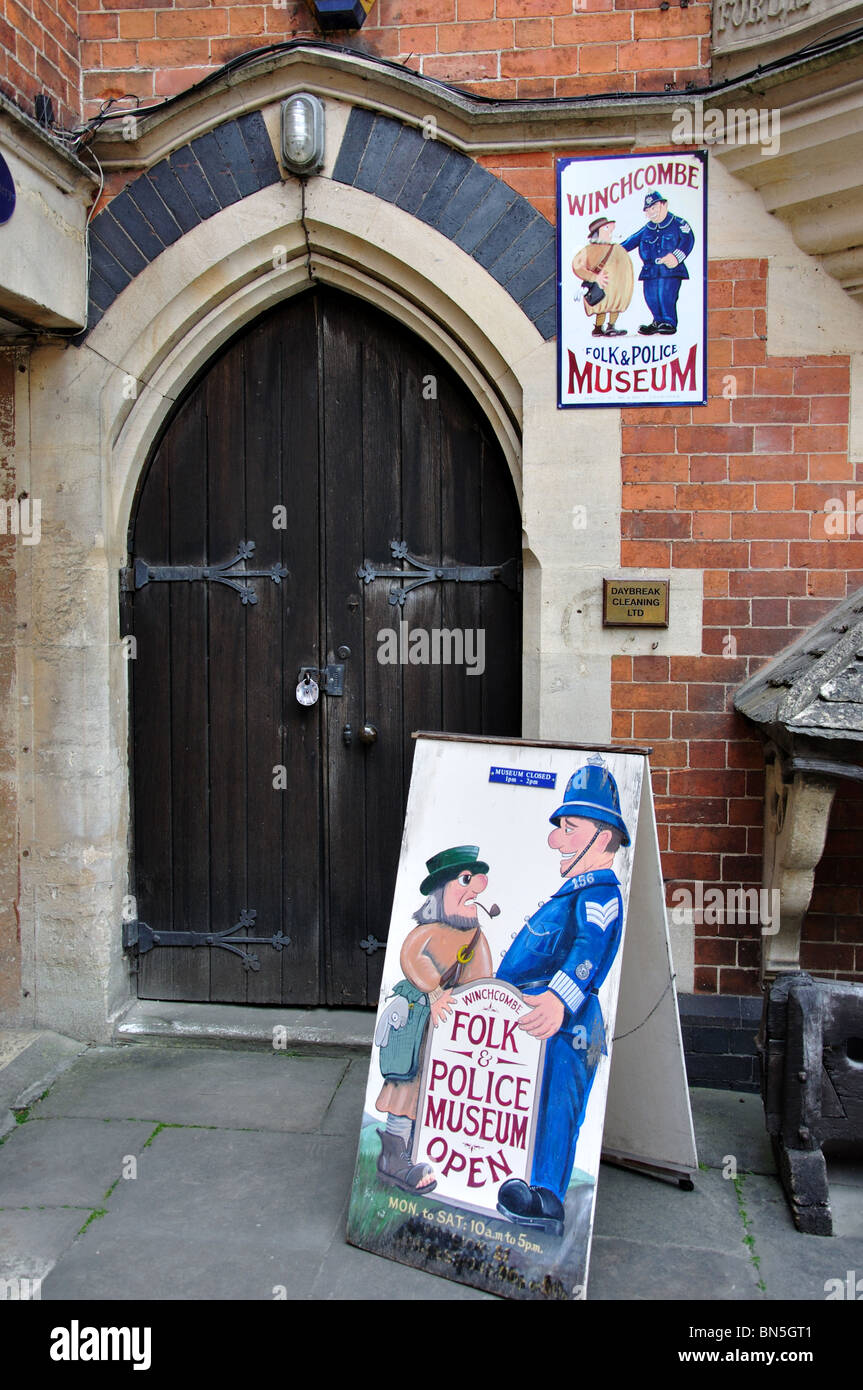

[346,733,698,1300]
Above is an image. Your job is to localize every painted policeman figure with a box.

[621,190,695,336]
[495,760,630,1237]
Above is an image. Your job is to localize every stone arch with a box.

[84,107,556,345]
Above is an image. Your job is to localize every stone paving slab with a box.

[827,1158,863,1239]
[0,1117,155,1209]
[44,1124,355,1300]
[320,1058,369,1138]
[739,1173,863,1302]
[36,1045,349,1132]
[690,1087,776,1175]
[0,1031,88,1138]
[593,1162,746,1255]
[41,1123,475,1301]
[589,1234,758,1301]
[0,1207,89,1284]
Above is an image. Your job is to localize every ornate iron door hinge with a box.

[357,540,520,608]
[120,540,288,605]
[123,909,290,973]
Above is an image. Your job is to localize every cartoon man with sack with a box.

[374,846,495,1194]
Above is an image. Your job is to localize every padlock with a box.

[296,672,319,706]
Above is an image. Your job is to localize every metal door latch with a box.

[297,663,345,696]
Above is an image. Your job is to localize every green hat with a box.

[420,845,489,897]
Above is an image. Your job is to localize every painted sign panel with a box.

[413,979,544,1216]
[347,735,645,1300]
[603,578,670,627]
[557,151,707,409]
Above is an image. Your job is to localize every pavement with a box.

[0,1021,861,1302]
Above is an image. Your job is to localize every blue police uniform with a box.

[622,203,695,331]
[497,867,623,1201]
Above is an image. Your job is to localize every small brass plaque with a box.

[603,579,669,628]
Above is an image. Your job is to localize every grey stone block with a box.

[331,105,375,186]
[687,1053,756,1087]
[147,159,200,234]
[454,181,518,256]
[414,151,472,228]
[115,1000,375,1053]
[533,305,556,341]
[0,1117,154,1208]
[35,1044,348,1132]
[90,210,149,278]
[434,163,496,241]
[505,243,556,305]
[190,130,242,209]
[375,126,426,204]
[169,148,220,221]
[237,110,281,189]
[126,173,183,248]
[487,221,552,288]
[684,1025,733,1055]
[88,234,132,296]
[106,189,164,262]
[212,120,261,199]
[472,201,541,272]
[522,274,555,322]
[353,116,401,194]
[395,138,449,215]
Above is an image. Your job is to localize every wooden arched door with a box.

[122,287,521,1006]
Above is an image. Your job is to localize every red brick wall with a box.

[0,0,80,129]
[614,256,857,996]
[78,0,712,117]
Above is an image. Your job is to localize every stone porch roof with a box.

[734,587,863,751]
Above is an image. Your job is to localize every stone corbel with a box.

[761,748,838,982]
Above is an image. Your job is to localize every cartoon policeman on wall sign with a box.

[494,759,630,1238]
[621,189,695,337]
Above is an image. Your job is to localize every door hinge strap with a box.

[121,541,288,605]
[124,909,291,973]
[357,540,519,608]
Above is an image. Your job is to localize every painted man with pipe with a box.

[373,846,499,1194]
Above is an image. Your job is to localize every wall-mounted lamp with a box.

[280,93,325,177]
[307,0,374,30]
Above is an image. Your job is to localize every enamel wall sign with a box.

[558,151,707,408]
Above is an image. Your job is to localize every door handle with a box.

[358,722,378,745]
